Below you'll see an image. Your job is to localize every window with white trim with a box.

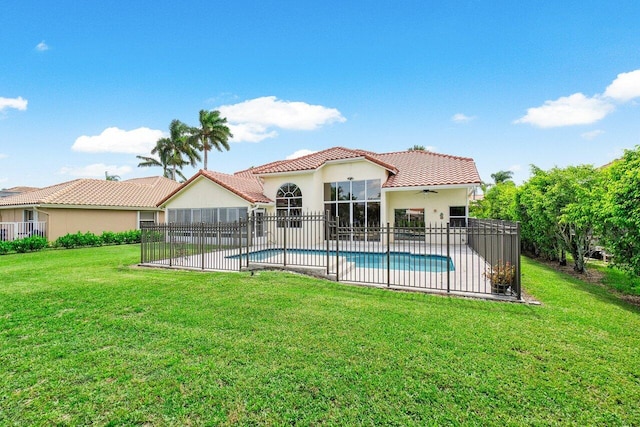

[138,211,156,228]
[276,183,302,228]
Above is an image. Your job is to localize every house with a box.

[0,186,39,198]
[0,176,180,241]
[158,147,481,243]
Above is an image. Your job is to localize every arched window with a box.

[276,183,302,228]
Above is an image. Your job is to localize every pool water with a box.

[231,249,454,272]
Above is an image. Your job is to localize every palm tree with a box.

[490,170,514,184]
[137,120,200,181]
[105,171,120,181]
[190,110,233,170]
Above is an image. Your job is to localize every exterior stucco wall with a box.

[261,173,315,214]
[164,177,252,209]
[260,160,389,216]
[44,208,139,240]
[0,208,23,222]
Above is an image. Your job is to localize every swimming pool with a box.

[230,249,454,272]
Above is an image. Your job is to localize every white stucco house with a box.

[157,147,481,243]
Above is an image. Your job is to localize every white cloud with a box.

[0,178,7,184]
[72,127,165,154]
[508,164,522,172]
[286,149,318,160]
[0,154,7,159]
[59,163,132,178]
[35,41,49,52]
[228,123,278,143]
[451,113,476,123]
[514,93,614,128]
[218,96,346,143]
[604,69,640,102]
[0,96,28,112]
[516,69,640,129]
[581,129,605,140]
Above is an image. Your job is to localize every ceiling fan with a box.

[418,189,438,194]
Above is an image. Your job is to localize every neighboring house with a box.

[158,147,481,242]
[0,186,39,198]
[0,176,180,241]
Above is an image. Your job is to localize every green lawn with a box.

[1,246,639,425]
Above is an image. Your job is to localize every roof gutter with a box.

[382,183,480,192]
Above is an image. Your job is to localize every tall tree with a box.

[137,119,200,181]
[472,181,518,220]
[408,144,426,151]
[598,145,640,275]
[516,165,600,273]
[190,110,233,170]
[491,170,514,184]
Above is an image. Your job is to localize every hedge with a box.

[0,230,142,255]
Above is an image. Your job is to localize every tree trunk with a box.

[203,139,208,170]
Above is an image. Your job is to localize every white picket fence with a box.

[0,222,47,241]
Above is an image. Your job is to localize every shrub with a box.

[54,230,141,249]
[12,235,48,253]
[0,240,12,255]
[100,231,125,245]
[55,232,83,249]
[485,261,516,284]
[121,230,141,244]
[54,231,101,248]
[81,232,102,247]
[485,260,516,294]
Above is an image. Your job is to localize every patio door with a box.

[324,179,381,242]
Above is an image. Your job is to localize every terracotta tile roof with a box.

[3,186,40,193]
[158,170,273,206]
[0,176,180,208]
[159,147,480,206]
[248,147,480,188]
[375,150,481,187]
[249,147,399,175]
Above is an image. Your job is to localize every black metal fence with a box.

[141,213,521,300]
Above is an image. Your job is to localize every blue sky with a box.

[1,1,639,188]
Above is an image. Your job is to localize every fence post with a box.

[446,223,450,293]
[516,221,522,300]
[201,223,205,270]
[140,225,145,264]
[335,216,340,282]
[325,211,330,276]
[169,223,173,267]
[386,222,391,287]
[237,222,242,272]
[283,215,287,267]
[246,217,251,269]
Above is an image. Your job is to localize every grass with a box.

[1,245,639,425]
[591,261,640,296]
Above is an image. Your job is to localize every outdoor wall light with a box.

[439,212,444,220]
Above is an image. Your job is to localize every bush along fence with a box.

[141,213,522,300]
